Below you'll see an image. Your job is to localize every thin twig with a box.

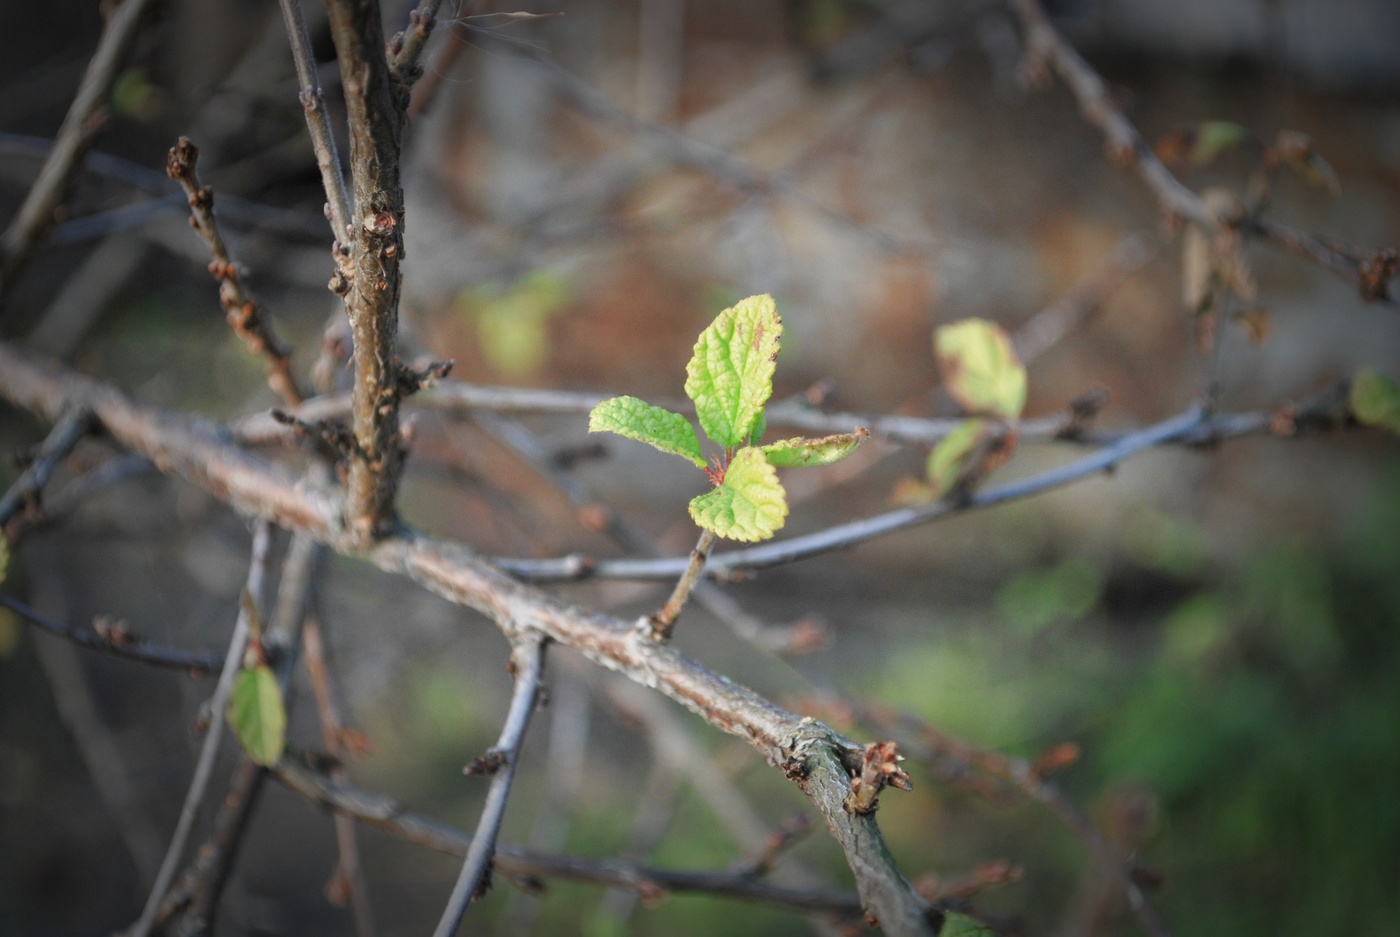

[0,406,93,528]
[303,613,378,937]
[434,634,547,936]
[274,758,867,917]
[1008,0,1395,306]
[0,594,221,674]
[389,0,445,89]
[0,0,157,306]
[129,520,273,937]
[325,0,410,543]
[644,528,716,641]
[166,137,304,406]
[276,0,353,241]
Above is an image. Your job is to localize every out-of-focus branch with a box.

[0,406,93,529]
[0,0,157,307]
[1009,0,1395,306]
[166,137,303,407]
[434,634,546,936]
[325,0,410,543]
[130,520,273,937]
[274,758,867,918]
[0,593,221,675]
[276,0,353,241]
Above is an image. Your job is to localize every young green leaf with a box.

[926,418,991,497]
[688,446,788,542]
[1192,121,1249,164]
[935,318,1027,421]
[940,912,993,937]
[227,664,287,767]
[685,294,782,448]
[1350,368,1400,435]
[589,396,706,467]
[762,428,868,468]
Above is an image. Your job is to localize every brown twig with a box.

[165,137,304,407]
[325,0,411,543]
[276,0,353,242]
[434,634,547,936]
[1008,0,1395,306]
[0,0,157,307]
[274,758,868,919]
[643,528,717,642]
[389,0,445,91]
[0,406,93,530]
[0,593,221,675]
[303,614,377,937]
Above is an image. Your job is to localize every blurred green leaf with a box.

[934,319,1026,420]
[688,447,787,541]
[997,558,1102,636]
[685,294,782,448]
[940,912,993,937]
[589,396,705,467]
[926,418,990,497]
[456,272,568,377]
[1350,368,1400,434]
[226,664,286,767]
[1193,121,1250,164]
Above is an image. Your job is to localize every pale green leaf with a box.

[762,428,868,468]
[688,447,788,542]
[227,665,287,767]
[935,318,1027,420]
[1351,368,1400,435]
[748,409,767,447]
[926,418,990,497]
[940,912,993,937]
[589,396,706,467]
[685,294,783,448]
[1193,121,1249,164]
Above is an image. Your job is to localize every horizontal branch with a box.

[0,340,932,935]
[0,593,222,675]
[273,759,865,918]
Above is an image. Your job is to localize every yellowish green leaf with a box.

[926,418,990,497]
[589,396,705,467]
[1351,368,1400,435]
[935,319,1027,420]
[685,294,782,448]
[688,447,788,542]
[227,665,286,767]
[762,428,868,468]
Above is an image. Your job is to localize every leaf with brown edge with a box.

[935,319,1027,421]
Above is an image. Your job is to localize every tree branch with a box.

[0,0,157,307]
[1008,0,1395,305]
[166,137,304,407]
[325,0,410,543]
[434,634,546,936]
[129,520,273,937]
[274,758,868,919]
[0,406,93,529]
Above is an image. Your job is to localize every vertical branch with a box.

[276,0,353,241]
[0,0,157,307]
[433,635,547,937]
[324,0,410,543]
[165,138,304,407]
[388,0,445,88]
[130,520,273,937]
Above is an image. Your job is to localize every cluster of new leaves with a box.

[902,318,1029,501]
[588,295,866,542]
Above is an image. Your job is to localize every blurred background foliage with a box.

[2,0,1398,935]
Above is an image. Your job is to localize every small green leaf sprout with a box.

[587,294,867,543]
